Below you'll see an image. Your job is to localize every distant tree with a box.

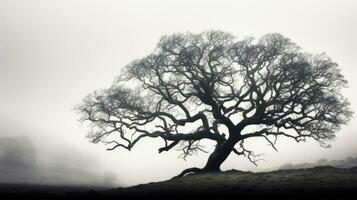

[76,31,352,177]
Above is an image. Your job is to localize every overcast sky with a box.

[1,0,357,187]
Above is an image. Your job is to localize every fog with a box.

[0,0,357,187]
[0,121,117,187]
[279,156,357,170]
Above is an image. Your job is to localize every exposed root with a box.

[172,167,202,179]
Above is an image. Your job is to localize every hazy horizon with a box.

[1,0,357,187]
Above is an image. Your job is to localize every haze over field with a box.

[1,0,357,187]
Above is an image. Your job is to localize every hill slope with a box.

[1,166,357,199]
[107,166,357,199]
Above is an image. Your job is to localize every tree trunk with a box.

[174,137,239,178]
[202,137,238,172]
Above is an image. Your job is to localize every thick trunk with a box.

[202,137,238,172]
[173,137,240,178]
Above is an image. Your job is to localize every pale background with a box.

[0,0,356,187]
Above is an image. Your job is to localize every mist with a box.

[0,122,118,187]
[1,0,357,187]
[280,156,357,170]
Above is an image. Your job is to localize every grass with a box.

[1,166,357,199]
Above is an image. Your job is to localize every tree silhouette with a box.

[76,31,352,177]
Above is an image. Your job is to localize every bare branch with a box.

[76,31,352,171]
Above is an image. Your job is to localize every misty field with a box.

[1,166,357,199]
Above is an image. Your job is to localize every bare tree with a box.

[76,31,352,178]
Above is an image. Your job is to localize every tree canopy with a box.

[76,31,352,177]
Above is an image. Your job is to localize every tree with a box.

[76,31,352,178]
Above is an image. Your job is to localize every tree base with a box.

[172,167,221,179]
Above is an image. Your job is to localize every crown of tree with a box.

[76,31,352,178]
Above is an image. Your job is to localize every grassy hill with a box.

[107,166,357,199]
[1,166,357,199]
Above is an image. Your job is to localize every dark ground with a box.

[1,166,357,200]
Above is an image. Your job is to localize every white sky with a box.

[1,0,357,187]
